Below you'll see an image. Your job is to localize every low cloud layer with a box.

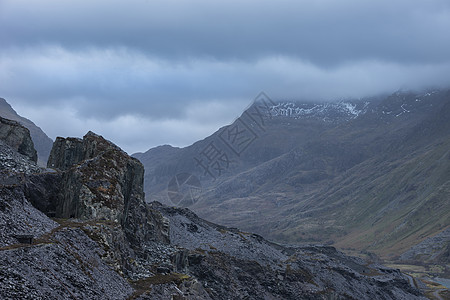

[1,0,450,153]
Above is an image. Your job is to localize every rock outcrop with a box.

[39,132,172,279]
[47,131,142,220]
[1,126,134,299]
[146,202,427,300]
[0,116,37,163]
[46,131,169,245]
[0,98,53,165]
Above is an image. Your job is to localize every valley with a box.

[0,112,428,299]
[1,90,448,298]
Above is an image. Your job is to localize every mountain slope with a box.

[0,98,53,165]
[134,89,450,268]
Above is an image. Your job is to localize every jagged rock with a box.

[0,117,43,183]
[46,131,169,244]
[47,132,139,219]
[47,133,128,213]
[47,136,84,171]
[0,98,53,166]
[41,131,174,279]
[47,131,125,171]
[151,203,427,300]
[0,116,37,163]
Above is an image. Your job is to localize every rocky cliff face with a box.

[0,116,37,163]
[43,131,171,277]
[47,131,145,222]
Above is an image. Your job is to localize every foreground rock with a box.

[151,203,425,300]
[43,131,172,278]
[1,126,133,299]
[0,126,428,299]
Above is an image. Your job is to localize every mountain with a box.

[134,90,450,279]
[0,122,427,299]
[0,98,53,165]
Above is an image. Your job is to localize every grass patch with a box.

[384,264,426,273]
[127,273,190,300]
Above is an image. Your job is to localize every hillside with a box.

[0,119,427,299]
[134,90,450,272]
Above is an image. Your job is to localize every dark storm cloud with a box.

[2,0,450,65]
[1,0,450,153]
[0,46,255,119]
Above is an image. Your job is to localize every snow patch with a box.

[267,101,369,121]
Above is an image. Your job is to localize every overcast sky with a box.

[1,0,450,154]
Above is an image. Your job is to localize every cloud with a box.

[2,0,450,65]
[2,46,449,105]
[12,98,248,154]
[1,0,450,152]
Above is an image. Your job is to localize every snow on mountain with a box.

[265,90,442,122]
[266,100,370,122]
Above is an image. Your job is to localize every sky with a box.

[1,0,450,154]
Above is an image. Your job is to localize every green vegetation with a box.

[127,273,190,300]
